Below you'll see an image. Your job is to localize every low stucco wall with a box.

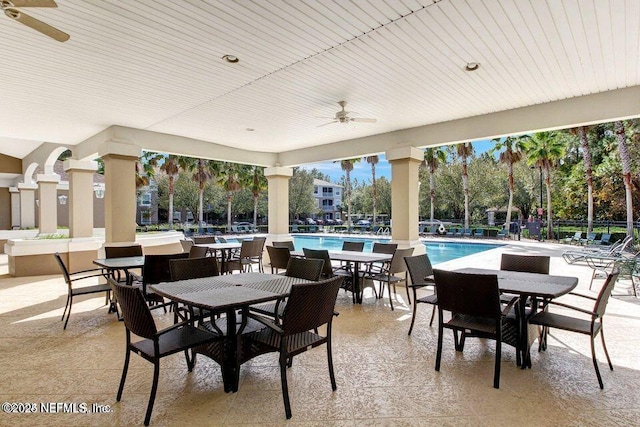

[5,231,185,276]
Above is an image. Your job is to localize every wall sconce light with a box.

[94,184,105,199]
[58,195,68,205]
[35,199,39,207]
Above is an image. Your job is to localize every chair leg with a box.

[279,353,292,419]
[116,349,131,402]
[428,304,436,327]
[63,296,73,330]
[590,335,604,389]
[387,281,394,311]
[435,312,444,372]
[61,294,70,321]
[599,328,614,371]
[185,349,197,371]
[326,335,337,391]
[408,300,418,336]
[494,334,502,389]
[144,361,160,426]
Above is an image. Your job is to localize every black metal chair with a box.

[188,245,209,258]
[433,269,520,389]
[266,245,291,274]
[137,253,189,310]
[302,248,334,279]
[108,278,220,426]
[529,269,620,389]
[364,247,414,310]
[169,256,220,323]
[250,257,325,319]
[105,244,144,283]
[404,253,436,334]
[54,253,112,329]
[333,240,364,277]
[500,253,550,274]
[250,237,267,272]
[244,276,344,419]
[272,240,295,251]
[225,240,254,273]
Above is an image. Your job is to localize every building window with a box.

[322,199,333,207]
[314,186,319,194]
[140,210,152,225]
[322,187,333,196]
[140,193,152,206]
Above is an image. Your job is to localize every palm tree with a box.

[524,131,565,239]
[248,166,267,230]
[455,142,473,229]
[335,158,360,229]
[423,147,447,224]
[187,158,213,225]
[365,155,379,225]
[157,155,184,229]
[212,162,248,232]
[491,135,527,235]
[568,126,594,233]
[614,120,634,237]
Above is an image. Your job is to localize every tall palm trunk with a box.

[371,163,377,225]
[429,165,436,224]
[227,193,233,232]
[578,126,594,233]
[462,160,470,229]
[198,183,204,225]
[253,194,258,229]
[346,168,352,229]
[505,161,514,230]
[168,176,175,229]
[544,166,553,239]
[615,121,634,237]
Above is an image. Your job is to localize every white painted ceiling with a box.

[0,0,639,159]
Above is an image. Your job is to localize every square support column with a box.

[64,159,98,238]
[17,182,37,229]
[386,146,425,254]
[99,142,141,244]
[36,173,61,235]
[265,166,293,241]
[9,187,20,229]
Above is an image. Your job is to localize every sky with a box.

[300,139,493,183]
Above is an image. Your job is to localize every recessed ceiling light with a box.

[464,62,480,71]
[222,54,239,64]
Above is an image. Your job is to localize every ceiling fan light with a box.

[222,54,239,64]
[464,62,480,72]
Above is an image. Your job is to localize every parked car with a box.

[356,219,371,226]
[305,218,316,225]
[325,219,336,225]
[292,219,304,225]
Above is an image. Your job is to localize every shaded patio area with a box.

[0,240,639,426]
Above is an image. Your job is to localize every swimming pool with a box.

[292,235,503,265]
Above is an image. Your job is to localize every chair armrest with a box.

[547,300,596,316]
[568,292,597,301]
[501,296,520,316]
[156,320,198,336]
[407,282,435,290]
[69,270,108,282]
[246,312,284,334]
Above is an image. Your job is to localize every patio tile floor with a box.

[0,240,638,426]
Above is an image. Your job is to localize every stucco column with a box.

[9,187,20,229]
[387,146,425,255]
[265,166,293,243]
[99,141,141,244]
[64,159,98,238]
[17,182,37,229]
[36,173,61,235]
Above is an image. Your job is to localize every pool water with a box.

[292,235,503,265]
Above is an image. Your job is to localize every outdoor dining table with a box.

[151,272,312,393]
[93,256,146,313]
[455,267,578,369]
[193,241,242,273]
[291,250,392,304]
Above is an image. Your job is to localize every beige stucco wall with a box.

[0,189,10,232]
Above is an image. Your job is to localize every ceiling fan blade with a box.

[351,118,377,123]
[4,0,58,7]
[317,121,338,128]
[5,8,69,42]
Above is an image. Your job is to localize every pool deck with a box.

[0,238,638,426]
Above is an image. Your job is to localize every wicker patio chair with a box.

[104,244,144,283]
[243,276,344,419]
[250,237,267,272]
[225,240,254,273]
[180,239,194,253]
[54,253,112,329]
[108,278,220,426]
[404,253,436,334]
[333,240,365,276]
[433,269,520,389]
[364,247,414,310]
[169,256,220,323]
[529,269,620,389]
[302,248,334,279]
[137,253,189,310]
[250,257,324,319]
[193,236,216,244]
[266,245,291,274]
[272,240,295,251]
[188,245,209,258]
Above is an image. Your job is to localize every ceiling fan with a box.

[1,0,69,42]
[318,101,377,127]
